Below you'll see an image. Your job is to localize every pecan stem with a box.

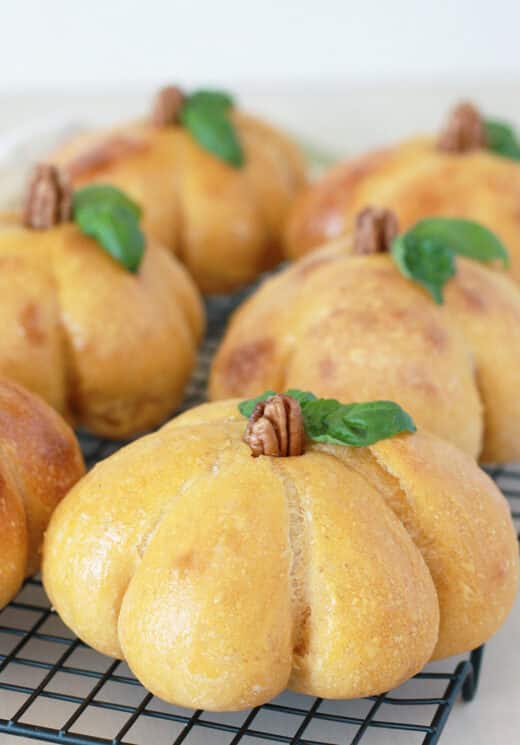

[437,102,487,153]
[23,164,72,230]
[244,394,305,457]
[151,85,185,127]
[353,206,399,255]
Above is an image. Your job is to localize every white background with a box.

[1,0,520,89]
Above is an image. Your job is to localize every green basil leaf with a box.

[187,89,234,111]
[391,233,456,304]
[74,202,145,273]
[73,184,142,219]
[238,390,276,418]
[297,398,341,438]
[407,218,509,268]
[180,94,244,168]
[390,217,509,304]
[303,398,416,447]
[484,118,520,161]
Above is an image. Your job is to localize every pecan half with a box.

[244,394,305,457]
[437,102,487,153]
[353,206,399,254]
[151,85,185,127]
[23,164,72,230]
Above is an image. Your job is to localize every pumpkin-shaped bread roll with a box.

[210,210,520,463]
[51,86,306,293]
[285,102,520,283]
[42,395,518,711]
[0,165,203,438]
[0,378,84,609]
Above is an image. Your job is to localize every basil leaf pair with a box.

[72,185,145,273]
[239,389,416,447]
[180,89,244,168]
[391,218,509,304]
[484,118,520,160]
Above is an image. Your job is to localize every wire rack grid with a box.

[0,292,517,745]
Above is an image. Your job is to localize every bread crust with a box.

[0,379,84,608]
[42,400,518,710]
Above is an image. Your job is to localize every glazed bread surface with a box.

[0,379,84,608]
[52,112,306,294]
[42,400,518,710]
[0,219,204,438]
[285,137,520,283]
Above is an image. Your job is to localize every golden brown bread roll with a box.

[0,378,84,609]
[42,398,518,710]
[0,169,204,439]
[51,88,306,293]
[285,103,520,283]
[210,232,520,463]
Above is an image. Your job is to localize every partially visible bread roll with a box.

[0,379,84,608]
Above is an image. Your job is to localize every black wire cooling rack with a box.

[0,291,518,745]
